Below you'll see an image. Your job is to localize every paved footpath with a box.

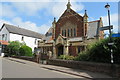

[4,57,112,79]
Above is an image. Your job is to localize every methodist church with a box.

[38,1,104,58]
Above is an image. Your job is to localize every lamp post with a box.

[105,3,114,64]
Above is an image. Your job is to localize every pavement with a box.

[3,57,112,79]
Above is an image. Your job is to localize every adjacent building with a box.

[0,23,44,52]
[38,1,104,58]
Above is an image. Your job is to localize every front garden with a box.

[58,37,120,64]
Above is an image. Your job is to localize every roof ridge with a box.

[3,23,44,38]
[4,23,43,35]
[89,20,100,23]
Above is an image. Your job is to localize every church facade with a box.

[38,1,104,58]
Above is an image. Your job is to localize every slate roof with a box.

[87,20,100,39]
[42,27,53,42]
[1,23,44,39]
[69,37,83,42]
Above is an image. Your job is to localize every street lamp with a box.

[105,3,114,64]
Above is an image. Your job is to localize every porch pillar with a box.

[53,41,57,58]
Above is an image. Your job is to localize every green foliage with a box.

[58,55,75,60]
[74,51,89,61]
[112,37,120,64]
[19,45,33,57]
[75,37,120,64]
[5,41,32,57]
[5,41,25,56]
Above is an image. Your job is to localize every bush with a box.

[74,51,89,61]
[58,55,75,60]
[19,45,33,57]
[75,37,120,64]
[5,41,24,56]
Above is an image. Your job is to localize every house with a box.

[0,23,44,52]
[0,40,9,55]
[38,1,104,58]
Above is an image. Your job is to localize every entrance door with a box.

[57,44,64,56]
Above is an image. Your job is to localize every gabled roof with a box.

[1,23,44,39]
[43,27,53,42]
[87,20,101,39]
[58,8,83,21]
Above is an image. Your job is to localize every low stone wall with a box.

[11,56,36,62]
[48,59,120,78]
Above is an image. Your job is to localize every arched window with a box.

[68,29,70,37]
[74,28,76,37]
[71,29,73,37]
[78,46,81,53]
[65,30,66,37]
[62,30,64,36]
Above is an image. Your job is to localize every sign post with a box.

[99,25,113,31]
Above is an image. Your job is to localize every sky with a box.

[0,0,119,35]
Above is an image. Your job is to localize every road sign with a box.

[108,42,114,46]
[99,25,113,31]
[112,33,120,37]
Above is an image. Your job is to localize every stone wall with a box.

[11,56,36,62]
[48,59,120,78]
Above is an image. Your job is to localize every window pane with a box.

[78,47,81,53]
[74,28,76,37]
[62,30,64,36]
[68,29,69,37]
[71,29,72,37]
[65,30,66,37]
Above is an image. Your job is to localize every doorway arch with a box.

[57,44,64,56]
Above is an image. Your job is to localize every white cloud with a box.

[72,2,84,11]
[0,3,2,17]
[49,1,84,18]
[50,2,66,18]
[1,0,119,2]
[1,3,16,18]
[12,17,50,34]
[1,1,85,35]
[38,24,51,34]
[1,1,84,18]
[0,17,50,34]
[0,20,13,28]
[11,2,50,16]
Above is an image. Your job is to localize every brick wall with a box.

[69,46,77,56]
[48,59,120,78]
[55,9,84,39]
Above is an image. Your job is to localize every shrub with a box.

[5,41,24,56]
[58,55,75,60]
[19,45,33,57]
[75,37,120,64]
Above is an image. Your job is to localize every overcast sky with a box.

[0,0,119,35]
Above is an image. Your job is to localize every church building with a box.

[38,1,104,58]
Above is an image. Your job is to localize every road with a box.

[1,57,84,78]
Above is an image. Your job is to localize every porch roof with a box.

[0,40,9,45]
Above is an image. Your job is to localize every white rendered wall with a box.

[10,33,41,51]
[0,26,10,41]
